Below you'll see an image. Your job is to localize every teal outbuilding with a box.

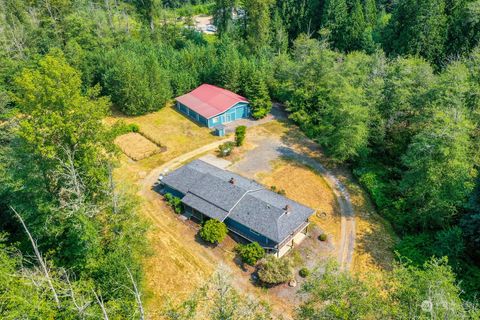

[175,84,250,128]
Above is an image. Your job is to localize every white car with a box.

[206,24,217,32]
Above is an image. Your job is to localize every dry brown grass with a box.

[113,159,215,318]
[259,160,341,246]
[111,108,396,317]
[115,155,294,319]
[140,197,216,317]
[342,177,398,275]
[250,120,397,275]
[115,133,161,161]
[107,105,221,171]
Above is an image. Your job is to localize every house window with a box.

[212,116,219,123]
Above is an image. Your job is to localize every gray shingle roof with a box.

[188,174,246,212]
[162,160,315,244]
[161,166,205,194]
[240,189,314,242]
[182,193,229,221]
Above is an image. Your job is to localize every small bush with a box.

[199,219,228,244]
[299,267,310,278]
[236,242,265,265]
[218,141,235,157]
[129,123,140,132]
[257,255,293,285]
[110,120,140,137]
[270,186,286,196]
[318,233,327,241]
[235,125,247,146]
[164,193,182,214]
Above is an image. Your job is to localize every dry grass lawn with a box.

[246,120,397,274]
[110,108,397,317]
[342,178,398,275]
[260,160,341,248]
[115,155,296,319]
[115,132,161,161]
[113,161,216,318]
[106,105,221,171]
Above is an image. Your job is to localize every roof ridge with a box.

[224,187,265,220]
[201,83,247,100]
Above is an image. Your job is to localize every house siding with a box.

[176,101,250,128]
[224,217,277,248]
[208,102,249,128]
[176,102,209,126]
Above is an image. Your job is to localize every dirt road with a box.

[141,131,355,271]
[229,133,356,270]
[140,138,231,192]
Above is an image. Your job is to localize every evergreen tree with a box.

[399,110,476,230]
[322,0,348,50]
[102,44,172,116]
[243,0,274,53]
[346,0,367,51]
[213,0,237,35]
[446,0,480,57]
[384,0,448,65]
[271,8,289,54]
[379,57,435,162]
[244,68,272,119]
[215,38,242,93]
[364,0,377,27]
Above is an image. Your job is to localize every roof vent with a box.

[229,177,235,185]
[284,204,292,215]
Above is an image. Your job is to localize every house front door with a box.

[224,113,232,123]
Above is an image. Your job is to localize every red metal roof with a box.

[175,84,248,119]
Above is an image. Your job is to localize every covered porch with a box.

[276,221,309,258]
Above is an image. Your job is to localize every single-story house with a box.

[160,160,315,257]
[175,84,250,128]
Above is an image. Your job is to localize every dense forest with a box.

[0,0,479,318]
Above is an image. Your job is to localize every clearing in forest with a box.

[113,110,397,319]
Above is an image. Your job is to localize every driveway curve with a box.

[140,129,355,271]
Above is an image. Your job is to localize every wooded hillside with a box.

[0,0,479,318]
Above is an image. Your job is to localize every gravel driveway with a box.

[228,130,356,271]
